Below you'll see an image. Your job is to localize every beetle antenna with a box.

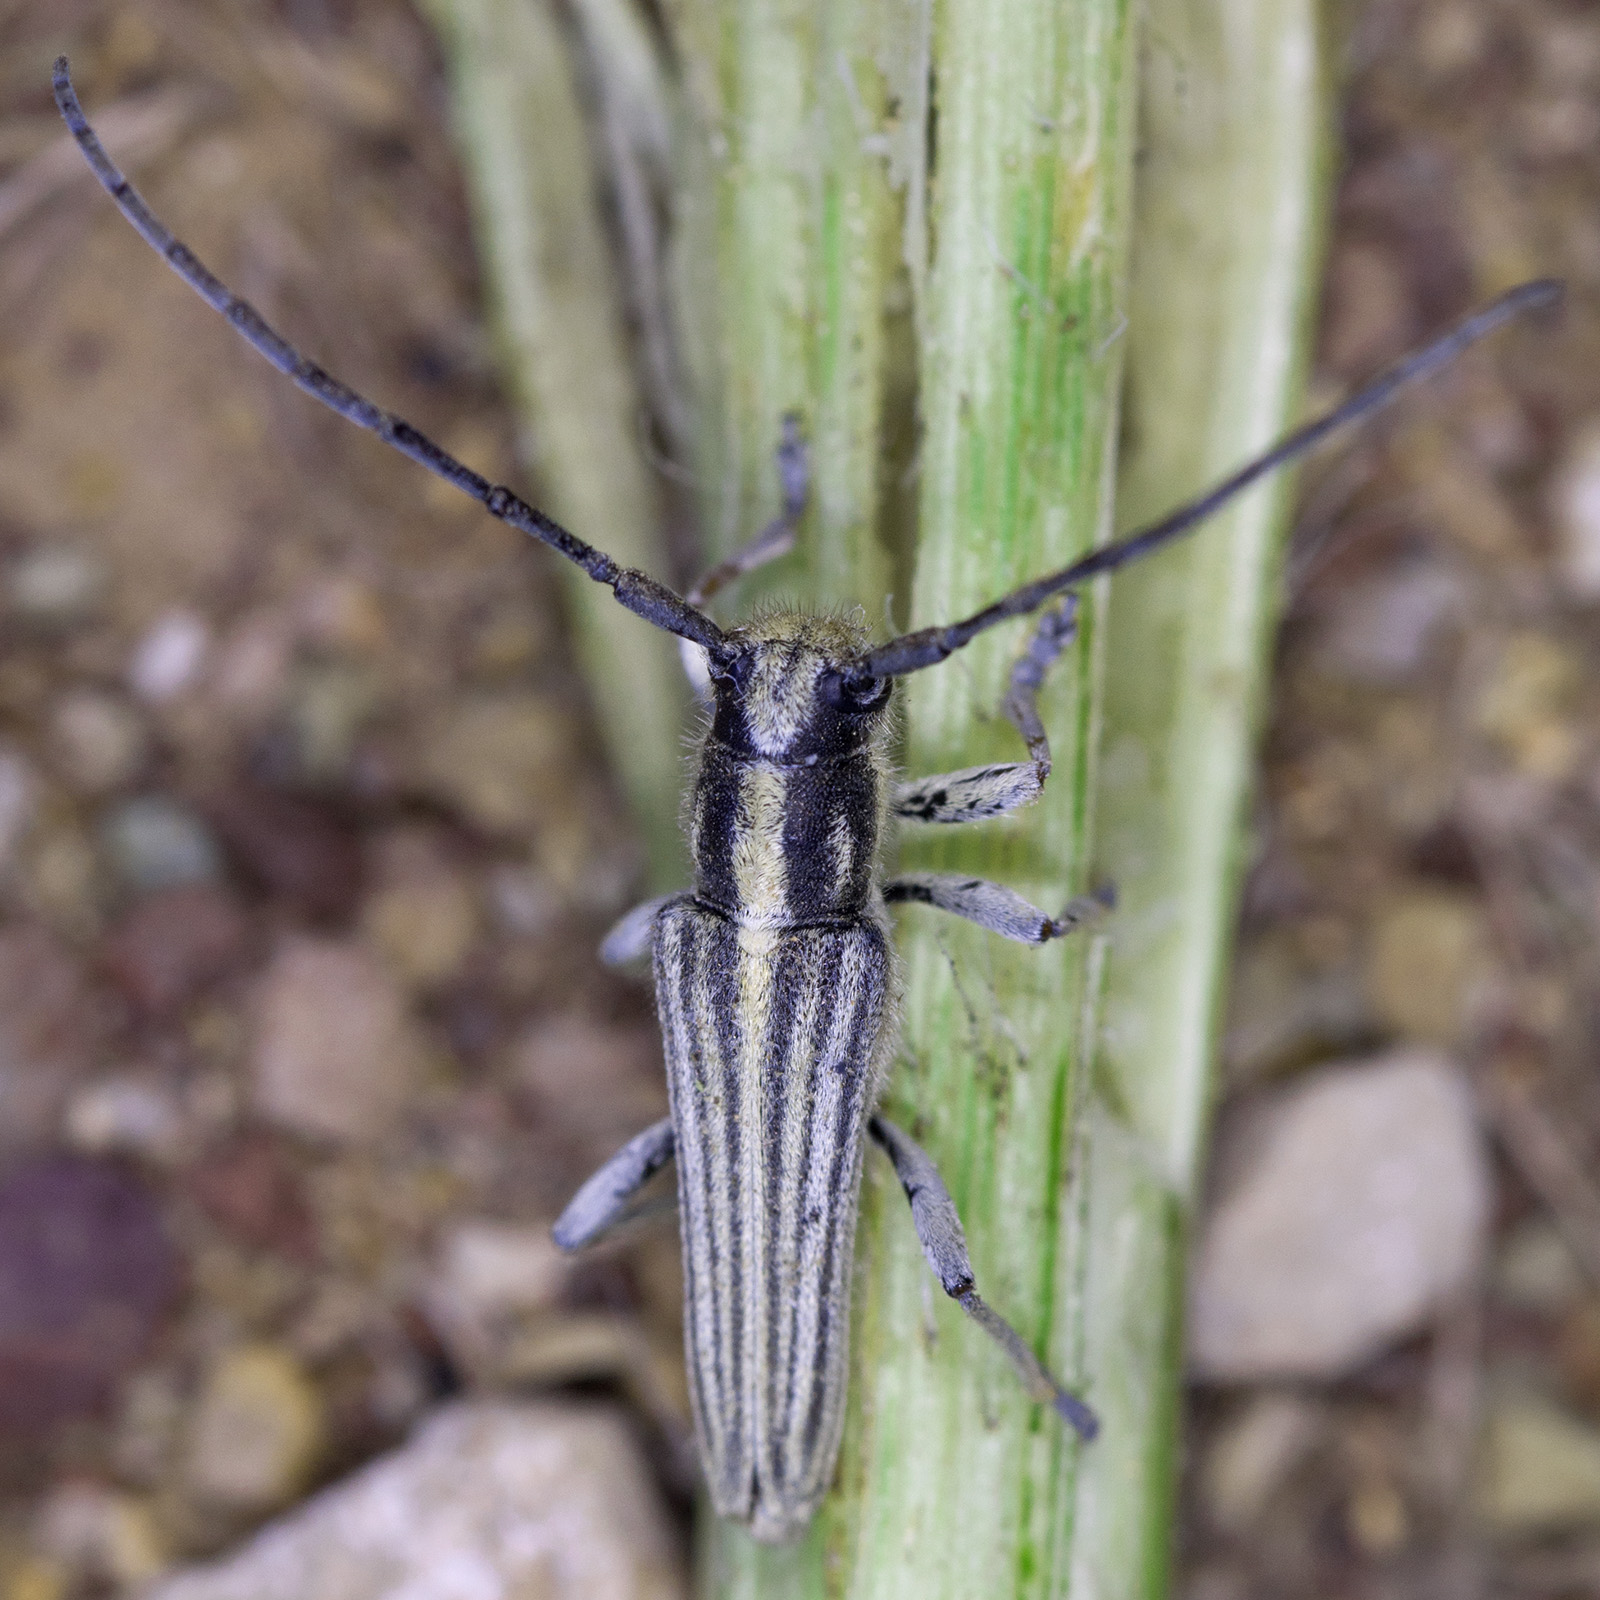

[849,277,1563,682]
[51,57,728,658]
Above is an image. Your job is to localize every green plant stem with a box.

[422,0,691,886]
[680,0,1325,1591]
[1073,4,1326,1591]
[680,0,1138,1591]
[834,0,1136,1591]
[427,0,1326,1588]
[666,0,909,613]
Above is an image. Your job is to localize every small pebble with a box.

[100,796,223,896]
[185,1345,324,1513]
[489,863,561,936]
[1200,1393,1322,1533]
[34,1482,169,1588]
[128,610,210,703]
[438,1222,566,1315]
[50,690,147,793]
[423,692,573,835]
[1477,1394,1600,1535]
[1312,562,1468,684]
[1416,0,1487,77]
[3,1558,68,1600]
[151,1401,686,1600]
[101,884,249,1016]
[63,1074,185,1162]
[444,1222,563,1312]
[6,544,105,625]
[1519,94,1600,161]
[361,833,479,988]
[284,662,380,780]
[423,1220,569,1376]
[1551,417,1600,600]
[187,1133,315,1259]
[251,938,422,1144]
[298,574,389,655]
[210,610,294,724]
[22,825,99,931]
[0,1156,180,1431]
[515,1016,666,1148]
[1346,1473,1408,1557]
[112,1368,186,1485]
[1189,1050,1489,1380]
[1365,889,1493,1046]
[1473,630,1583,782]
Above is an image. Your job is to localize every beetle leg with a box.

[684,415,808,608]
[891,762,1044,824]
[998,595,1079,783]
[599,892,690,966]
[869,1115,1097,1440]
[890,597,1079,824]
[552,1117,677,1252]
[884,872,1112,945]
[678,416,809,700]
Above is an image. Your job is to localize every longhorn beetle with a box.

[54,56,1559,1543]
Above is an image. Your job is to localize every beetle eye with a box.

[821,670,889,712]
[711,649,753,686]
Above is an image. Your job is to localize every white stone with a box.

[252,938,422,1144]
[51,690,147,792]
[129,609,210,702]
[437,1222,567,1318]
[8,543,105,621]
[149,1401,686,1600]
[488,865,560,937]
[513,1016,666,1160]
[1189,1050,1490,1380]
[100,796,222,894]
[421,1223,570,1377]
[1313,562,1469,683]
[64,1074,185,1162]
[1552,417,1600,600]
[35,1481,168,1588]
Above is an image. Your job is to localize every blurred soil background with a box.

[0,1,1593,1598]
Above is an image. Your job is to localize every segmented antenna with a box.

[849,277,1563,682]
[55,56,1560,682]
[51,56,728,658]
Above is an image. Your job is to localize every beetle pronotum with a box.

[53,56,1558,1543]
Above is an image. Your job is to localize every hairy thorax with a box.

[687,612,895,931]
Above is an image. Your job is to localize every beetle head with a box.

[708,612,892,763]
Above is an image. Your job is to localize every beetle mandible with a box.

[53,57,1558,1543]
